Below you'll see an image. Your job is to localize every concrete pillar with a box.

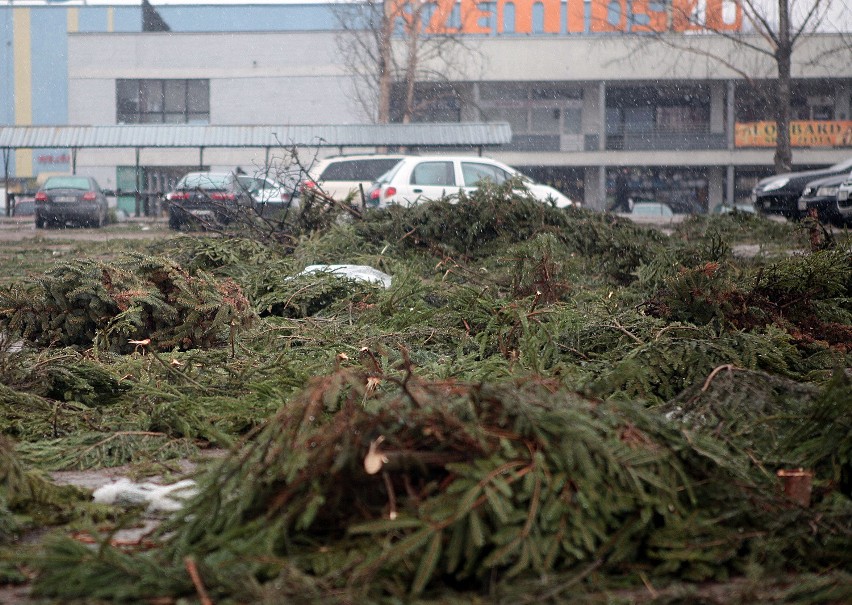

[708,165,724,212]
[584,165,606,211]
[726,80,736,150]
[836,83,850,120]
[599,82,607,151]
[726,165,735,206]
[710,81,725,134]
[461,83,480,122]
[579,82,604,152]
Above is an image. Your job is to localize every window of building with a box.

[390,83,463,123]
[657,106,708,132]
[736,82,839,122]
[490,108,529,132]
[530,108,560,133]
[624,107,654,133]
[480,82,583,136]
[794,95,835,120]
[607,85,710,134]
[117,79,209,124]
[562,107,582,134]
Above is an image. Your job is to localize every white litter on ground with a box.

[92,478,197,512]
[297,264,393,288]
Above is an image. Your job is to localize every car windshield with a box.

[237,176,268,193]
[43,177,90,190]
[375,162,404,184]
[320,159,403,181]
[178,173,231,190]
[506,167,534,183]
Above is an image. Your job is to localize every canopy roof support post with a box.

[199,146,204,170]
[135,148,141,218]
[71,148,78,175]
[726,165,735,207]
[3,148,10,217]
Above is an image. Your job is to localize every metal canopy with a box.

[0,122,513,218]
[0,123,512,149]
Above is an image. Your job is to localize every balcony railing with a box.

[498,130,729,152]
[606,129,727,151]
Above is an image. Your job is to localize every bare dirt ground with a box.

[0,217,172,242]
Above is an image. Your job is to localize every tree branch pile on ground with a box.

[25,369,852,603]
[0,253,255,353]
[0,186,848,602]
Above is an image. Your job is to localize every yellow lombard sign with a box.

[736,121,852,148]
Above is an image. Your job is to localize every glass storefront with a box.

[606,166,710,213]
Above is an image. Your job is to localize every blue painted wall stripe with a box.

[30,7,68,125]
[113,7,141,33]
[158,5,338,32]
[0,9,15,126]
[79,6,109,33]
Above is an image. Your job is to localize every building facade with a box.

[3,0,852,211]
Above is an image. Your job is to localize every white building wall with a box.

[68,31,366,175]
[211,76,357,125]
[69,79,115,125]
[64,30,852,210]
[68,31,364,127]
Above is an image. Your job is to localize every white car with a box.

[302,154,407,204]
[365,155,575,209]
[836,173,852,225]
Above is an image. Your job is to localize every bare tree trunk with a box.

[336,0,476,125]
[402,8,422,124]
[377,9,394,124]
[774,0,793,173]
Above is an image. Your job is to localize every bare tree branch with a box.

[334,0,480,124]
[596,0,847,174]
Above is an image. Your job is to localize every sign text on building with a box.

[736,121,852,148]
[390,0,743,35]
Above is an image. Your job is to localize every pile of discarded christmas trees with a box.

[0,184,849,603]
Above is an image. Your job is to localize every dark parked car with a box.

[166,171,251,230]
[796,172,849,225]
[752,156,852,219]
[11,196,35,217]
[34,175,109,228]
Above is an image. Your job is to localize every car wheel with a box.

[35,213,45,229]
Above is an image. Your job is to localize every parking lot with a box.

[0,215,170,242]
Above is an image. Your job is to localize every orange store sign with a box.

[736,121,852,148]
[390,0,743,35]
